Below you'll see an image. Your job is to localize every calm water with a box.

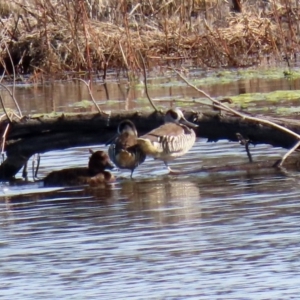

[1,141,300,299]
[1,71,300,299]
[3,67,300,115]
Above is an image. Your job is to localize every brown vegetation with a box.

[0,0,299,80]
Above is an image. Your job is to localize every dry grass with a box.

[0,0,299,80]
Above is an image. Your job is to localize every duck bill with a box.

[179,117,198,128]
[105,133,118,146]
[106,160,115,170]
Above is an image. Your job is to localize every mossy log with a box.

[1,109,300,180]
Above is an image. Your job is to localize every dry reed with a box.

[0,0,298,80]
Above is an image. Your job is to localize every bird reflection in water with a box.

[115,176,201,224]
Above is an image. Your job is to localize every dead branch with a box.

[175,70,300,166]
[138,50,158,111]
[2,42,22,117]
[71,78,102,113]
[0,109,300,180]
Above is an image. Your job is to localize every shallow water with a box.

[1,140,300,299]
[1,71,300,299]
[3,67,300,115]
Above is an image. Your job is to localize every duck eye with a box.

[168,109,178,120]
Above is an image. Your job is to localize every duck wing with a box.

[140,123,186,141]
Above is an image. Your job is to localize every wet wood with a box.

[172,157,300,175]
[1,109,300,180]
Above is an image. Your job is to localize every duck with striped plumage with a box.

[137,108,198,173]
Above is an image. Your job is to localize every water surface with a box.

[1,140,300,299]
[3,67,300,115]
[1,71,300,299]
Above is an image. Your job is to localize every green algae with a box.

[29,111,79,118]
[142,67,300,88]
[72,100,94,108]
[276,106,300,114]
[193,68,300,86]
[230,90,300,104]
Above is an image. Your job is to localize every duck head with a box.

[117,119,138,136]
[165,108,198,129]
[88,150,114,176]
[106,120,138,146]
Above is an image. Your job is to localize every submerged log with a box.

[1,109,300,180]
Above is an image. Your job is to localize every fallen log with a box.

[1,109,300,180]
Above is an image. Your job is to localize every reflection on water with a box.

[116,178,201,224]
[1,140,300,299]
[2,68,300,115]
[1,71,300,298]
[2,177,201,225]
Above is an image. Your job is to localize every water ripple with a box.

[1,141,300,299]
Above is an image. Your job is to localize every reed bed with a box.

[0,0,299,80]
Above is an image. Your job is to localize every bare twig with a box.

[3,41,22,117]
[0,69,5,82]
[1,123,9,162]
[174,69,300,166]
[79,0,92,81]
[0,93,12,123]
[71,78,102,113]
[174,70,300,140]
[119,42,129,70]
[236,132,253,163]
[138,50,158,111]
[0,83,22,118]
[274,140,300,168]
[129,3,141,16]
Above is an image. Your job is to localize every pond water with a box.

[3,67,300,115]
[1,69,300,299]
